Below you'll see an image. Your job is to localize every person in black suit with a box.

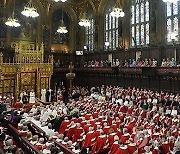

[46,90,50,102]
[63,88,69,105]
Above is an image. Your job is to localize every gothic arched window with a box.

[131,0,150,47]
[166,1,179,42]
[85,13,95,52]
[104,2,119,51]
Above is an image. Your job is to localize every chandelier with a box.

[110,0,125,18]
[162,0,179,2]
[110,8,125,18]
[57,10,68,34]
[21,0,39,18]
[5,0,20,27]
[57,24,68,34]
[53,0,67,2]
[5,16,20,27]
[78,12,90,27]
[79,19,90,27]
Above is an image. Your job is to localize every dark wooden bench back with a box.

[21,136,43,154]
[54,141,74,154]
[27,122,48,141]
[8,124,42,154]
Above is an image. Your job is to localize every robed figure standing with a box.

[29,90,35,103]
[41,89,46,102]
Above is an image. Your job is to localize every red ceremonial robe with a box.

[95,129,101,138]
[152,148,159,154]
[59,120,70,134]
[35,143,46,151]
[83,131,96,148]
[91,135,107,154]
[120,134,130,144]
[67,125,77,139]
[83,124,92,134]
[115,145,129,154]
[72,127,84,143]
[128,143,137,154]
[108,133,116,147]
[162,142,170,154]
[108,141,120,154]
[111,124,118,132]
[84,114,91,120]
[103,126,110,135]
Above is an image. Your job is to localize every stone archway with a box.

[6,0,45,44]
[50,3,77,52]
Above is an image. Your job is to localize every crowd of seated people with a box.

[0,86,179,154]
[83,58,179,68]
[54,60,70,68]
[161,58,179,67]
[0,125,23,154]
[0,112,23,154]
[54,57,179,68]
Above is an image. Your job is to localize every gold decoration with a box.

[0,40,53,101]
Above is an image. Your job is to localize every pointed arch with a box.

[6,0,45,20]
[166,1,179,43]
[50,3,77,23]
[130,0,150,47]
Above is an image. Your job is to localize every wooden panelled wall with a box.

[52,46,180,66]
[52,68,180,94]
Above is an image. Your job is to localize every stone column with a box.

[15,68,21,101]
[5,27,11,49]
[98,14,104,52]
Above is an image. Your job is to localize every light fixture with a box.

[78,12,90,27]
[162,0,179,2]
[57,9,68,34]
[21,0,39,18]
[53,0,67,2]
[5,17,20,27]
[5,0,20,27]
[110,0,125,18]
[57,23,68,34]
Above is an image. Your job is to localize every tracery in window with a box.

[166,1,179,42]
[85,12,95,51]
[131,0,150,47]
[104,2,119,51]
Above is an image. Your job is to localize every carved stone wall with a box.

[0,0,179,59]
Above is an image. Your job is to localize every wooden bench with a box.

[28,122,74,154]
[54,141,74,154]
[27,122,48,141]
[8,124,42,154]
[21,136,43,154]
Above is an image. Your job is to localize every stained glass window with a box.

[85,18,95,51]
[104,2,119,51]
[131,0,150,47]
[166,1,179,42]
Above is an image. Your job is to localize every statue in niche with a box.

[19,27,26,38]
